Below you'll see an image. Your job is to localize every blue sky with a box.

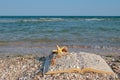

[0,0,120,16]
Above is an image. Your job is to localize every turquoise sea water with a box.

[0,16,120,56]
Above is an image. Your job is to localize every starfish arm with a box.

[52,50,57,52]
[56,45,63,54]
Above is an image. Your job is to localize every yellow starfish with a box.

[52,45,65,54]
[51,45,68,66]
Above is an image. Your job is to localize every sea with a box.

[0,16,120,56]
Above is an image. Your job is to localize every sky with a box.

[0,0,120,16]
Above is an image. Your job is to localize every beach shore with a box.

[0,42,120,80]
[0,52,120,80]
[0,43,120,57]
[0,16,120,80]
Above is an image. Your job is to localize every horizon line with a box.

[0,15,120,17]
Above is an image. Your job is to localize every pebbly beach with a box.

[0,50,120,80]
[0,16,120,80]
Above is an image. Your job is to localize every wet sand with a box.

[0,42,120,58]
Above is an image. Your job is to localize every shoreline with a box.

[0,44,120,58]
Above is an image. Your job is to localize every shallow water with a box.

[0,16,120,56]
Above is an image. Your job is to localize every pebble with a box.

[0,54,120,80]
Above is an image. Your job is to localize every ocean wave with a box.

[0,18,64,23]
[0,17,119,23]
[85,18,105,21]
[0,19,17,23]
[20,18,64,22]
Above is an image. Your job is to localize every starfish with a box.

[51,45,68,66]
[52,45,68,58]
[52,45,68,57]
